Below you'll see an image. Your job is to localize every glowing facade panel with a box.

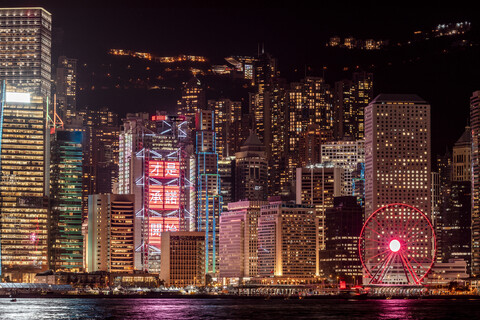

[149,185,164,210]
[5,92,31,103]
[164,186,180,209]
[148,217,180,250]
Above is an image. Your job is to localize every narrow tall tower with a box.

[195,110,222,274]
[0,86,49,281]
[470,90,480,275]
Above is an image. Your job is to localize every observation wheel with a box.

[359,203,436,285]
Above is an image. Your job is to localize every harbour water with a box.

[1,298,480,319]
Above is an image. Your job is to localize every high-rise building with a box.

[431,171,441,257]
[452,126,471,182]
[295,165,344,210]
[0,8,52,98]
[118,112,193,272]
[219,200,268,280]
[441,181,472,274]
[159,231,205,287]
[296,164,344,254]
[86,194,135,273]
[257,201,318,280]
[55,56,77,120]
[49,130,83,272]
[177,76,206,121]
[218,156,234,212]
[194,110,222,275]
[319,196,363,283]
[0,87,49,282]
[234,131,268,202]
[434,126,472,274]
[287,77,335,189]
[73,107,119,219]
[250,53,289,197]
[365,94,431,216]
[321,140,365,197]
[364,94,432,284]
[251,77,289,197]
[470,90,480,276]
[298,124,333,166]
[210,99,243,159]
[334,72,373,140]
[436,150,452,263]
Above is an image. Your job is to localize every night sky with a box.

[4,1,480,159]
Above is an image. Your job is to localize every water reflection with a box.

[376,299,414,320]
[0,298,479,319]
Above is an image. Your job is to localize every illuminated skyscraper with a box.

[438,126,472,273]
[365,94,431,217]
[218,156,234,212]
[160,231,205,287]
[194,110,222,275]
[75,108,119,218]
[436,150,452,263]
[55,56,77,120]
[441,181,471,274]
[296,164,345,253]
[87,194,135,273]
[250,53,289,196]
[287,77,335,192]
[321,140,365,197]
[219,200,268,280]
[118,112,193,272]
[470,90,480,275]
[364,94,432,284]
[257,201,318,280]
[209,99,243,159]
[334,72,373,140]
[234,131,268,202]
[49,130,83,272]
[0,8,52,98]
[452,126,471,182]
[319,196,363,283]
[0,87,49,282]
[177,76,206,121]
[298,124,332,166]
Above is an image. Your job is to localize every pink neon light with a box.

[358,203,436,285]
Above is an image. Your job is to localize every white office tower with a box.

[364,94,432,284]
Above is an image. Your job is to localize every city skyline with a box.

[37,3,480,158]
[2,5,480,310]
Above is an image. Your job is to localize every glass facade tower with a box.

[0,87,48,282]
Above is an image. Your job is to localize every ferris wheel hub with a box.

[389,239,401,252]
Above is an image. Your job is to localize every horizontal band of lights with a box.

[148,217,180,250]
[149,185,180,210]
[5,92,31,104]
[151,115,187,122]
[148,160,180,179]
